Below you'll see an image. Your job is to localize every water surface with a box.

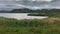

[0,13,48,20]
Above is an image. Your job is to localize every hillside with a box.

[7,9,60,13]
[0,8,60,13]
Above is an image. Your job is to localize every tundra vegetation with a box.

[0,17,60,34]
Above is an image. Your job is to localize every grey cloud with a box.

[0,0,60,10]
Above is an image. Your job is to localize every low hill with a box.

[0,8,60,13]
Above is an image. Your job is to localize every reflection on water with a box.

[0,13,48,20]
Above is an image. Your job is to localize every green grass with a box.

[0,17,60,34]
[28,13,60,18]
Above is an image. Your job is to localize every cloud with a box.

[36,0,52,2]
[0,0,60,10]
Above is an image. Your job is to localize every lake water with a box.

[0,13,48,20]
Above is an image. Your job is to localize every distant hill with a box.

[10,8,60,13]
[10,8,49,13]
[10,8,36,13]
[0,8,60,13]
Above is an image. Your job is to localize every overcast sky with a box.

[0,0,60,10]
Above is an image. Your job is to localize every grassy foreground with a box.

[0,17,60,34]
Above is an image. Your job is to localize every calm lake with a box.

[0,13,48,20]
